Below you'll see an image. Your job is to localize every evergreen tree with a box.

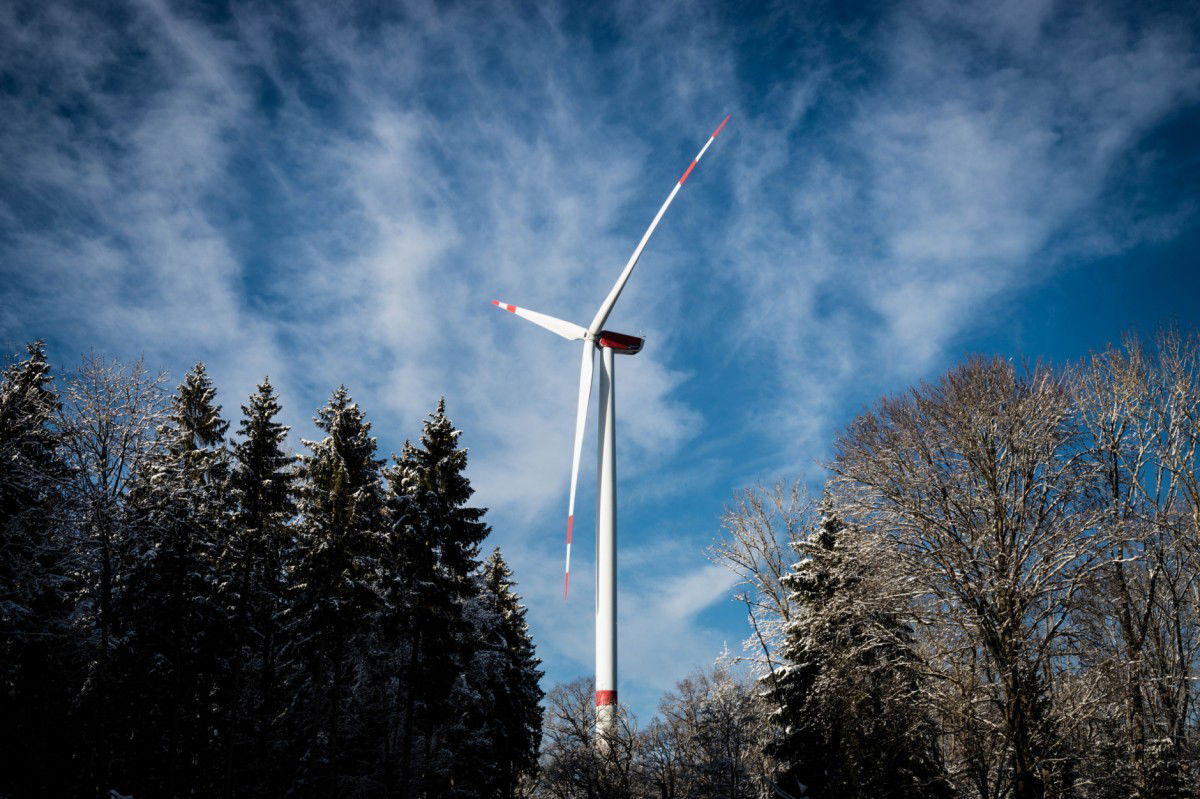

[762,508,838,799]
[113,362,233,796]
[412,399,490,594]
[765,501,951,799]
[370,438,420,792]
[456,547,545,797]
[223,377,296,796]
[286,385,385,795]
[0,342,64,636]
[0,342,74,795]
[381,399,491,797]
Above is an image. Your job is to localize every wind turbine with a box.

[492,115,730,739]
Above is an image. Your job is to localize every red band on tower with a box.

[595,690,617,707]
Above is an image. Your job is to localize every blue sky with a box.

[2,0,1199,721]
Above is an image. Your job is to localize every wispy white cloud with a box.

[711,0,1199,464]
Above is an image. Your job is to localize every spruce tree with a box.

[371,439,425,792]
[381,399,491,797]
[457,547,545,798]
[412,398,490,591]
[224,377,296,796]
[765,501,951,799]
[0,342,65,634]
[762,509,837,798]
[287,385,384,795]
[115,362,233,796]
[0,342,73,795]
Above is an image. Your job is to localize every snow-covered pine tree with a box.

[412,398,490,592]
[114,362,233,796]
[370,438,425,791]
[285,385,385,795]
[456,547,545,798]
[380,399,491,796]
[0,342,74,795]
[761,509,834,799]
[0,342,65,636]
[486,546,545,796]
[765,500,951,799]
[222,377,296,796]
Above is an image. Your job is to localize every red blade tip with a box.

[713,114,731,138]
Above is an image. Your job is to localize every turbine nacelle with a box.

[596,330,643,355]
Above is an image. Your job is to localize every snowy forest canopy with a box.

[537,331,1200,799]
[698,331,1200,799]
[3,329,1200,799]
[0,349,542,797]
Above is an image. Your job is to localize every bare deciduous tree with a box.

[1073,332,1200,798]
[830,356,1100,799]
[57,352,167,791]
[534,678,641,799]
[644,658,769,799]
[710,481,817,662]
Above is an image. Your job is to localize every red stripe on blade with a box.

[505,304,516,312]
[563,571,569,600]
[712,114,731,138]
[595,690,617,707]
[679,160,698,185]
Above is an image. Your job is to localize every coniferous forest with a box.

[0,346,543,798]
[4,330,1200,799]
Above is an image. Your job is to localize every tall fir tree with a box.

[223,377,296,796]
[0,342,65,636]
[381,399,492,797]
[762,506,839,799]
[0,342,74,795]
[286,385,385,795]
[114,362,233,796]
[457,547,545,798]
[765,501,951,799]
[411,399,490,591]
[372,438,427,793]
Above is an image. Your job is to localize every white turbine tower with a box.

[493,115,730,740]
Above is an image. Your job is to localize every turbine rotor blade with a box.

[588,114,731,335]
[492,300,587,341]
[565,341,595,599]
